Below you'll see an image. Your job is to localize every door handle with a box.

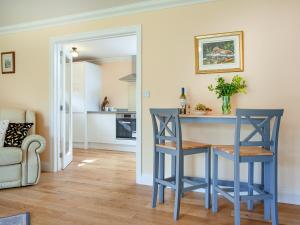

[120,121,131,124]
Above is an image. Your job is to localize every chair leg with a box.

[159,153,165,204]
[212,151,218,213]
[247,162,254,210]
[181,156,184,199]
[205,148,211,209]
[171,156,176,193]
[174,154,183,220]
[152,151,159,208]
[234,161,241,225]
[264,162,271,220]
[271,159,279,225]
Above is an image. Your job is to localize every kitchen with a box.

[66,35,137,154]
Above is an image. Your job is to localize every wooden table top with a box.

[180,113,236,118]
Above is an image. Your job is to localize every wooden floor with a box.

[0,149,299,225]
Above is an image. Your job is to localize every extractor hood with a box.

[119,56,136,82]
[119,73,136,82]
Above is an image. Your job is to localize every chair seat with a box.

[213,145,273,156]
[0,147,22,165]
[156,141,210,150]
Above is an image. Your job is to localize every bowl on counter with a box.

[193,110,208,115]
[104,107,116,112]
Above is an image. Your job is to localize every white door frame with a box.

[49,25,142,182]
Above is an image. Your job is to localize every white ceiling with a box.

[0,0,151,27]
[64,35,137,61]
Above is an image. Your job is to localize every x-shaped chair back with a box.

[235,109,284,155]
[150,108,182,150]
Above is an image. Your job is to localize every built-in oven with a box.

[116,113,136,140]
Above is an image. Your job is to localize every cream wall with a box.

[101,59,133,109]
[0,0,299,203]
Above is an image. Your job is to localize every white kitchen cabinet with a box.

[72,61,101,148]
[72,61,102,112]
[87,113,115,144]
[72,112,86,143]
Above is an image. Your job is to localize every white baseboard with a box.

[73,142,85,149]
[138,174,300,205]
[278,193,300,205]
[73,142,136,152]
[137,174,153,186]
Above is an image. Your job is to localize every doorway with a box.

[50,25,142,183]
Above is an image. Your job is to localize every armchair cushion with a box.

[0,148,22,165]
[4,123,33,148]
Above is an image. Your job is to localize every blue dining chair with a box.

[212,109,284,225]
[150,108,211,220]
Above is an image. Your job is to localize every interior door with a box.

[59,48,73,169]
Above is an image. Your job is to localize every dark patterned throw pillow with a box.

[4,123,33,148]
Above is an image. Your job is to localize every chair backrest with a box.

[235,109,284,155]
[150,108,182,150]
[0,108,36,134]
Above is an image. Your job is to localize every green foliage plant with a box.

[208,75,247,98]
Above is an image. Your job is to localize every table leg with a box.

[171,156,176,193]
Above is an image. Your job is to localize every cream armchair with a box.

[0,109,46,189]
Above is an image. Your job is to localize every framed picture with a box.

[1,51,15,74]
[194,31,244,74]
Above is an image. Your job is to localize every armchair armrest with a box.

[21,135,46,186]
[21,135,46,154]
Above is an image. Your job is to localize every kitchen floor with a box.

[0,149,299,225]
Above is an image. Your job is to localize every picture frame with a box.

[194,31,244,74]
[1,51,16,74]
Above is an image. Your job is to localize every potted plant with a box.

[208,75,247,114]
[194,103,212,115]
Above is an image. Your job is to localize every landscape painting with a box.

[195,31,244,74]
[202,40,235,65]
[1,51,15,74]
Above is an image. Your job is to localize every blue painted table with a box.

[180,113,237,124]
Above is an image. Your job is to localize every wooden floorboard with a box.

[0,149,299,225]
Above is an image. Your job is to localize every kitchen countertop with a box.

[87,111,136,114]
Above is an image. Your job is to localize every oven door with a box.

[116,118,136,139]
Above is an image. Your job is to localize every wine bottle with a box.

[179,87,187,114]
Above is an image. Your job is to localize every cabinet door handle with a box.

[120,121,131,124]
